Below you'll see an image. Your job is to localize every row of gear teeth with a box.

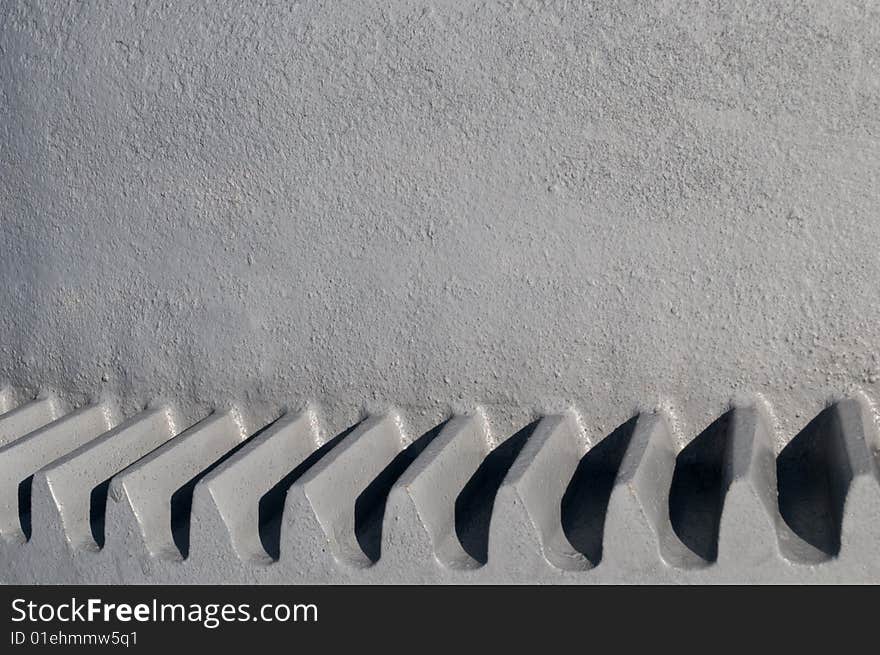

[1,387,879,583]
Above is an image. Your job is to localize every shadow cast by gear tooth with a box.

[668,412,731,563]
[17,475,33,541]
[561,417,637,567]
[354,422,446,564]
[257,423,357,561]
[168,417,283,559]
[777,406,852,559]
[454,422,536,565]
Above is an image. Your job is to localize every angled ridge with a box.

[489,411,589,572]
[775,399,879,563]
[283,414,408,568]
[30,407,178,551]
[715,403,785,566]
[601,411,700,570]
[833,397,880,558]
[0,395,64,449]
[189,408,326,564]
[0,403,117,543]
[106,409,249,560]
[382,413,492,569]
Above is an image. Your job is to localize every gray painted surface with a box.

[1,394,879,583]
[2,2,880,582]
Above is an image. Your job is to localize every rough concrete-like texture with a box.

[2,2,880,582]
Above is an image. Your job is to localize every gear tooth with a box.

[601,412,700,572]
[188,409,322,565]
[0,403,116,543]
[489,413,588,574]
[103,410,248,561]
[776,400,880,564]
[834,398,880,560]
[32,406,176,553]
[0,396,64,449]
[382,414,491,571]
[715,405,783,567]
[284,414,408,569]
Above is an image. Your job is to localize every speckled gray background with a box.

[2,0,880,446]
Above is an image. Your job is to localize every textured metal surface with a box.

[1,388,879,583]
[4,1,880,453]
[3,3,880,584]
